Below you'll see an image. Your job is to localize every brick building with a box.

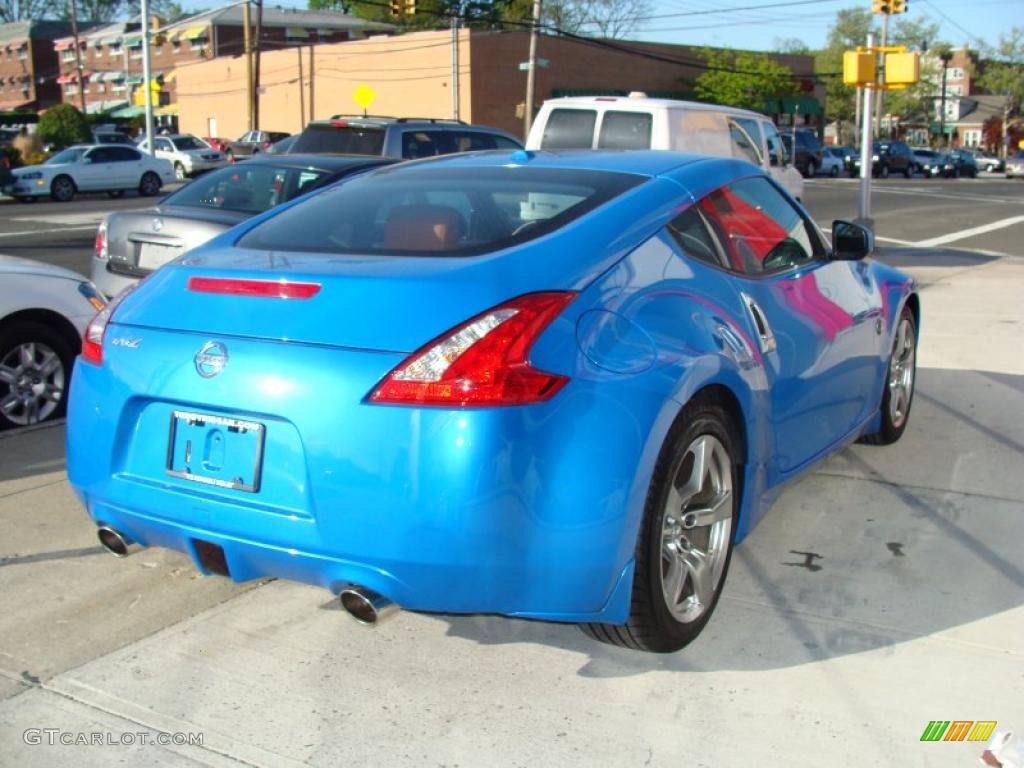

[53,8,392,125]
[0,20,75,115]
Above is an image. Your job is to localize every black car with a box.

[847,140,915,178]
[925,150,978,179]
[780,128,824,178]
[226,130,291,160]
[290,116,523,159]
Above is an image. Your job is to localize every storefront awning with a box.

[100,71,126,82]
[54,38,75,51]
[767,95,822,116]
[85,100,127,114]
[126,37,143,48]
[163,70,177,82]
[126,75,144,85]
[110,105,144,118]
[183,25,209,40]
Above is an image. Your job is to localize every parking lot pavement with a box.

[1,249,1022,766]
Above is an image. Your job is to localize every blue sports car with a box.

[67,150,918,653]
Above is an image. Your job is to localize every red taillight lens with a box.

[81,283,137,366]
[369,292,577,407]
[187,277,321,299]
[94,222,107,261]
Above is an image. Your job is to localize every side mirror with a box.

[832,220,873,260]
[770,153,780,167]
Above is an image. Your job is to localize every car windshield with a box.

[163,163,332,214]
[237,166,643,256]
[172,136,208,151]
[45,148,84,165]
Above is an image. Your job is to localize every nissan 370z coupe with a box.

[67,150,919,653]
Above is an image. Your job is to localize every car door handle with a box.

[741,293,777,354]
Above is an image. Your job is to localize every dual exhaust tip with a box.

[96,526,398,625]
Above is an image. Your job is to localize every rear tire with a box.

[879,164,890,179]
[829,165,839,177]
[138,171,161,197]
[580,399,739,652]
[903,164,913,178]
[173,162,186,181]
[860,306,917,446]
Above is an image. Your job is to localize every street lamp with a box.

[938,49,953,148]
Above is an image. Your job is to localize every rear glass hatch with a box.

[291,122,387,155]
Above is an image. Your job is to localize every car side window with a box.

[666,205,727,269]
[597,111,652,150]
[728,117,763,166]
[454,131,497,152]
[698,176,823,275]
[155,138,173,152]
[540,109,597,150]
[402,131,441,159]
[86,147,112,163]
[493,136,522,150]
[111,147,140,162]
[763,124,786,166]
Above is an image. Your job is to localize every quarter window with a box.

[540,109,597,149]
[666,205,725,268]
[729,117,764,166]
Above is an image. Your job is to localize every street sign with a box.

[518,58,550,71]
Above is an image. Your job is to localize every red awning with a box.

[54,38,75,51]
[57,73,73,84]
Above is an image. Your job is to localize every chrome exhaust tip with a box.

[339,586,398,625]
[96,526,139,557]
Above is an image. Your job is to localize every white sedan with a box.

[10,144,174,203]
[136,134,227,181]
[0,255,105,429]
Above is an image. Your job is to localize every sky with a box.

[179,0,1017,53]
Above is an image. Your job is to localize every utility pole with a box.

[253,0,263,130]
[874,11,889,139]
[858,32,875,227]
[68,0,88,113]
[308,45,314,122]
[938,50,952,148]
[244,1,253,131]
[297,45,305,126]
[140,0,155,153]
[450,10,460,120]
[523,0,541,139]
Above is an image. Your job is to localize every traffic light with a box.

[844,51,876,85]
[885,52,920,84]
[891,0,907,12]
[390,0,401,15]
[871,0,890,14]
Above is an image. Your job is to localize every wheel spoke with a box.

[686,488,733,528]
[662,551,686,606]
[38,350,62,377]
[41,383,63,404]
[1,392,20,414]
[19,343,36,367]
[676,435,710,501]
[0,365,17,385]
[681,546,713,611]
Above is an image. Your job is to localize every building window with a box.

[111,80,126,93]
[130,46,143,60]
[61,48,77,62]
[66,83,79,95]
[18,45,28,60]
[153,44,162,56]
[109,43,122,57]
[189,35,208,52]
[172,40,181,54]
[962,130,981,147]
[948,67,965,80]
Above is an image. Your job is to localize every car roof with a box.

[539,95,767,120]
[244,153,398,171]
[307,117,514,135]
[377,148,720,178]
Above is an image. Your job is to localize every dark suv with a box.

[847,140,915,178]
[780,128,824,178]
[290,116,523,159]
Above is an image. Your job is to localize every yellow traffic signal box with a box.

[885,52,920,85]
[844,51,876,86]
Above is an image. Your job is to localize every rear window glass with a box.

[291,124,386,155]
[598,112,652,149]
[172,136,208,151]
[164,164,330,214]
[237,167,643,256]
[540,109,597,149]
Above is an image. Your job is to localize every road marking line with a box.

[0,224,99,238]
[915,215,1024,247]
[11,212,105,225]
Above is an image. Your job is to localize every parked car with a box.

[9,144,174,203]
[265,134,297,155]
[847,140,915,178]
[925,150,978,178]
[68,149,918,653]
[93,130,135,145]
[780,128,824,178]
[136,134,227,181]
[0,255,105,429]
[92,154,395,296]
[291,116,522,159]
[225,130,291,160]
[1006,149,1024,179]
[524,94,805,200]
[970,150,1004,173]
[912,147,939,174]
[819,146,847,177]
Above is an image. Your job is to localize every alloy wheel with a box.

[660,434,733,624]
[888,315,916,429]
[0,340,65,426]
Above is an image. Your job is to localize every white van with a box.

[525,94,805,201]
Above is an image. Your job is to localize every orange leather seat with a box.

[384,204,465,251]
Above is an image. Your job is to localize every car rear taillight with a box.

[330,120,349,127]
[94,222,108,261]
[187,277,321,299]
[260,141,271,149]
[369,292,577,407]
[82,283,137,366]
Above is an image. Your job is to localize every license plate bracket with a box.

[166,410,265,493]
[137,241,182,271]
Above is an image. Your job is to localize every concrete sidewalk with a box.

[1,252,1021,768]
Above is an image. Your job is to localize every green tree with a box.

[694,48,796,112]
[977,27,1024,156]
[37,104,92,150]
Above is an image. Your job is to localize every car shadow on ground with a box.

[431,365,1024,676]
[0,421,66,483]
[876,246,1001,270]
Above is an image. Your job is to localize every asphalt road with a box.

[1,172,1022,767]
